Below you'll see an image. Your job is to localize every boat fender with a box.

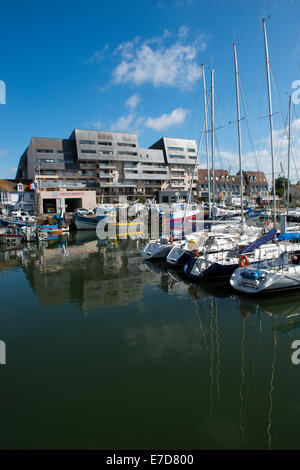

[239,254,250,268]
[169,235,174,244]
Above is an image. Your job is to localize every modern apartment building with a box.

[69,129,170,199]
[197,169,269,200]
[16,130,197,213]
[16,136,96,213]
[150,137,198,197]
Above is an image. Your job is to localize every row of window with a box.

[168,146,184,151]
[167,146,196,152]
[36,148,73,154]
[81,149,138,156]
[79,140,136,147]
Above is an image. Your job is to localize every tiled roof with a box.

[0,179,31,192]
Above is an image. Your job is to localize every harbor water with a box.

[0,231,300,450]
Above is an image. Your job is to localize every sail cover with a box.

[278,232,300,241]
[241,227,277,254]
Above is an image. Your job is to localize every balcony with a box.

[98,173,115,179]
[140,165,169,172]
[125,172,168,181]
[37,162,66,170]
[170,167,185,172]
[80,164,96,169]
[99,164,116,169]
[39,181,88,189]
[99,182,137,188]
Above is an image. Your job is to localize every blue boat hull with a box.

[73,214,107,230]
[167,251,195,268]
[184,258,239,281]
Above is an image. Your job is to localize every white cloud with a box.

[198,117,300,185]
[178,25,189,39]
[112,28,206,90]
[92,121,102,129]
[110,113,136,131]
[145,108,188,131]
[0,150,7,157]
[83,45,109,64]
[9,167,17,173]
[126,94,141,110]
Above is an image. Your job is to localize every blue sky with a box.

[0,0,300,183]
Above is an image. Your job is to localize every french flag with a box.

[29,182,39,193]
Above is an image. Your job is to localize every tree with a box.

[271,176,289,198]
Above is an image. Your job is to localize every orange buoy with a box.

[239,254,250,268]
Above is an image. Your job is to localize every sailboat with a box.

[230,233,300,294]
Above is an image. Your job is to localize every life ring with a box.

[239,254,250,268]
[264,220,270,227]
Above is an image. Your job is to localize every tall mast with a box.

[202,63,211,219]
[233,43,244,224]
[287,94,292,215]
[211,68,215,213]
[262,18,276,227]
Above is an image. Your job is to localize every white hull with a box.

[230,253,300,294]
[187,241,297,280]
[141,239,173,260]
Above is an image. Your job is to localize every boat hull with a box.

[73,214,106,230]
[231,264,300,295]
[141,241,172,260]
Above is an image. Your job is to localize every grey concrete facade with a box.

[150,137,198,196]
[16,129,197,204]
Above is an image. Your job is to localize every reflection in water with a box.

[267,320,277,450]
[1,234,300,449]
[0,233,152,313]
[240,317,246,444]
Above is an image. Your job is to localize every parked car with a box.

[73,208,93,216]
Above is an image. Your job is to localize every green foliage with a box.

[272,176,289,198]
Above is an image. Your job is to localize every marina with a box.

[2,0,300,453]
[0,232,300,449]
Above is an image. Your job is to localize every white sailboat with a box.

[230,247,300,294]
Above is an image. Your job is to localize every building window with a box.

[118,151,138,156]
[117,143,136,148]
[167,146,184,151]
[98,141,112,146]
[187,148,196,152]
[80,140,95,145]
[169,154,185,159]
[36,149,54,153]
[81,149,97,154]
[17,183,23,192]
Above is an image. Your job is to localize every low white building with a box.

[0,180,35,214]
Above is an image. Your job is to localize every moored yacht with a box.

[141,236,174,260]
[183,228,299,281]
[230,249,300,294]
